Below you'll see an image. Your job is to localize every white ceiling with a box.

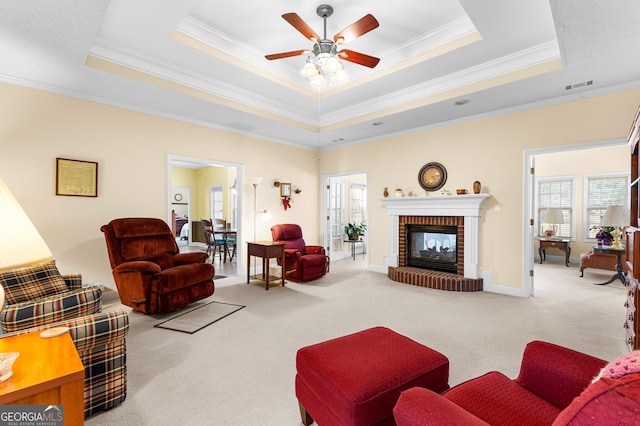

[1,0,639,151]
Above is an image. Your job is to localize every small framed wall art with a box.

[55,157,98,197]
[280,182,292,197]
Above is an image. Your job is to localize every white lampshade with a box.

[310,73,327,88]
[323,56,342,73]
[300,61,317,79]
[601,205,629,227]
[332,69,350,84]
[0,179,53,272]
[543,208,565,225]
[249,177,262,186]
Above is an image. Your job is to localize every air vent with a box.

[565,80,594,90]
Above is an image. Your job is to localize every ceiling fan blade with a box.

[338,50,380,68]
[265,50,308,60]
[334,14,379,44]
[282,13,321,42]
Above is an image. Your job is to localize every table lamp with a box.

[0,179,54,307]
[601,205,629,249]
[542,208,565,238]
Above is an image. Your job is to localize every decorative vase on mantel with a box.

[473,180,481,194]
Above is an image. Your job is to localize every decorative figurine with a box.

[383,187,389,198]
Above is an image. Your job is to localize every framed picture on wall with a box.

[55,157,98,197]
[280,183,291,197]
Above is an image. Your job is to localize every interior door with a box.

[526,154,536,296]
[327,177,347,261]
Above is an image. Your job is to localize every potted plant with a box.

[344,223,367,240]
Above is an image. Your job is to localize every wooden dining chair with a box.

[213,219,236,262]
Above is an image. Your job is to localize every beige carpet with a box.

[88,257,628,425]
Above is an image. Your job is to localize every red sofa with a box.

[394,341,640,425]
[271,224,329,282]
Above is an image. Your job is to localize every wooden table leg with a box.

[264,256,269,290]
[247,252,251,284]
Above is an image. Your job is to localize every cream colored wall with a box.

[0,82,320,287]
[318,88,640,289]
[2,80,639,292]
[534,145,629,257]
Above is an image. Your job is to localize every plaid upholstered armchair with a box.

[0,260,129,418]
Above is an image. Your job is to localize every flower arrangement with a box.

[590,225,615,246]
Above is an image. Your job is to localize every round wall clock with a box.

[418,162,447,191]
[174,193,183,202]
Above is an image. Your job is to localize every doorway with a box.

[167,155,243,275]
[322,171,368,263]
[524,139,628,296]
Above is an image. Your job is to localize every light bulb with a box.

[310,73,327,88]
[332,69,349,84]
[300,61,317,79]
[323,56,342,73]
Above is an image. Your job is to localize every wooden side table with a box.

[538,238,571,266]
[0,330,84,425]
[592,245,626,285]
[247,241,286,290]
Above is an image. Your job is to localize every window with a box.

[211,186,223,220]
[536,176,574,238]
[584,174,628,238]
[349,183,366,226]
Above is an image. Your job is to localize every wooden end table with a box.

[0,330,84,425]
[247,241,286,290]
[538,238,571,267]
[592,245,626,285]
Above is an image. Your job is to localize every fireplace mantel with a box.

[381,194,491,279]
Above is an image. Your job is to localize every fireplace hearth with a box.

[381,195,491,292]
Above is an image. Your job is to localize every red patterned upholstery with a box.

[393,341,627,426]
[101,218,215,314]
[296,327,449,426]
[271,224,329,282]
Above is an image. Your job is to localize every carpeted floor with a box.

[87,257,628,425]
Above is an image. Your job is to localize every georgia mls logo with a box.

[0,404,64,426]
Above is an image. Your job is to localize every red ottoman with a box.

[295,326,449,425]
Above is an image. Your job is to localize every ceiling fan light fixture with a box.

[323,56,342,73]
[332,69,349,84]
[310,73,327,88]
[300,59,317,78]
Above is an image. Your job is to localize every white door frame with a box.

[322,170,369,263]
[523,138,626,297]
[167,154,243,265]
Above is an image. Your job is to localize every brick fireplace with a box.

[381,194,491,292]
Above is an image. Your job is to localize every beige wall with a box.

[535,145,629,257]
[2,80,639,293]
[318,89,640,290]
[0,82,320,286]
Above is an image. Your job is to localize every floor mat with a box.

[153,301,245,334]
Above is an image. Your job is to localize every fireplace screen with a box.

[406,224,457,273]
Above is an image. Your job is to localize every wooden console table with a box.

[0,330,84,425]
[247,241,286,290]
[537,238,571,266]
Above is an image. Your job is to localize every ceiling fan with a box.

[265,4,380,86]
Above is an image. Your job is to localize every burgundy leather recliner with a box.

[271,224,329,282]
[101,218,215,314]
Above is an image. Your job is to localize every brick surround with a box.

[398,215,464,275]
[381,195,491,292]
